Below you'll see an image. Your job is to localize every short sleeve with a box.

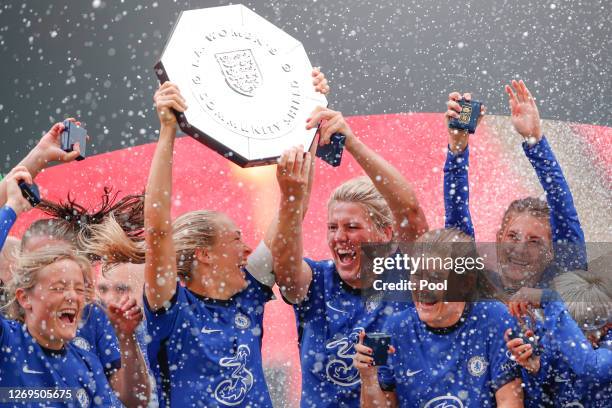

[0,205,17,251]
[144,283,187,343]
[87,304,121,376]
[292,258,326,320]
[0,314,8,344]
[244,268,274,304]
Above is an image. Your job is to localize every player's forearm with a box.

[145,126,175,235]
[17,145,48,180]
[448,130,469,154]
[113,333,150,407]
[523,136,584,244]
[0,146,47,206]
[271,197,310,303]
[495,379,524,408]
[543,300,612,380]
[360,374,395,408]
[443,147,474,238]
[345,136,428,241]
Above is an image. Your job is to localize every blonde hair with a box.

[172,210,220,281]
[414,228,503,302]
[84,210,223,282]
[83,213,146,265]
[4,246,92,322]
[553,270,612,330]
[328,176,393,232]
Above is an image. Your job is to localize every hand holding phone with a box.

[363,332,392,366]
[61,120,88,161]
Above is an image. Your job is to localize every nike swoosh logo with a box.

[326,301,348,314]
[201,327,222,334]
[23,365,44,374]
[406,369,422,377]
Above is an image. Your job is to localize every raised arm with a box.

[1,167,34,250]
[271,147,314,303]
[261,68,328,297]
[505,80,586,269]
[144,82,187,311]
[0,119,82,206]
[443,92,485,238]
[307,108,428,242]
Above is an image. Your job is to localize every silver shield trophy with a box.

[154,4,328,167]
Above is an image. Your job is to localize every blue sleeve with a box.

[377,316,400,391]
[522,137,586,270]
[444,147,475,238]
[144,283,187,343]
[0,206,17,252]
[377,362,396,392]
[489,307,522,390]
[88,304,121,376]
[244,268,274,304]
[293,258,325,318]
[543,299,612,381]
[0,312,6,340]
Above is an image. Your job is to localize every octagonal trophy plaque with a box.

[154,4,328,167]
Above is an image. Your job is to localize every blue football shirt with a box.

[73,303,121,377]
[144,270,273,408]
[0,315,122,407]
[293,258,413,408]
[378,302,520,407]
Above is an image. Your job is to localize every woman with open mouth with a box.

[12,189,151,407]
[270,106,429,407]
[354,229,524,408]
[443,79,586,293]
[82,69,330,408]
[443,80,588,408]
[0,122,150,407]
[1,244,148,407]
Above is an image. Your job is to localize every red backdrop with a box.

[10,113,609,404]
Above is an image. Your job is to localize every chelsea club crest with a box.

[72,336,91,352]
[467,355,488,377]
[234,312,251,329]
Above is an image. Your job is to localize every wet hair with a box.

[328,176,393,232]
[497,196,551,241]
[172,210,221,282]
[23,188,144,260]
[3,246,92,322]
[84,210,223,282]
[553,270,612,331]
[415,228,504,302]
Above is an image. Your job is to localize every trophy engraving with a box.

[215,49,263,97]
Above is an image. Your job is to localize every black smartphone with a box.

[61,120,88,161]
[363,332,392,366]
[315,133,345,167]
[18,181,41,207]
